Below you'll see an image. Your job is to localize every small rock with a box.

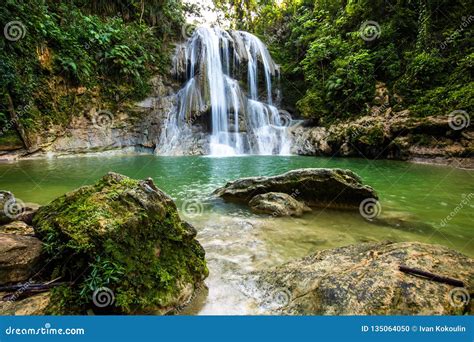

[0,292,51,315]
[0,221,35,236]
[249,192,311,217]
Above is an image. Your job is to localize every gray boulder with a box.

[214,168,377,209]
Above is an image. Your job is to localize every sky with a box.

[183,0,225,27]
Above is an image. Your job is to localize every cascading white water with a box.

[156,27,291,156]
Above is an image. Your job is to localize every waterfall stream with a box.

[156,27,291,156]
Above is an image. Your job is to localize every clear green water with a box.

[0,154,473,314]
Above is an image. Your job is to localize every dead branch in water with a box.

[0,279,70,301]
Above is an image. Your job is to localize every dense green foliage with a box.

[0,0,183,146]
[1,0,472,145]
[224,0,473,123]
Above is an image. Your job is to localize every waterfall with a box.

[156,27,291,156]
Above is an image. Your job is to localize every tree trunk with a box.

[6,92,34,152]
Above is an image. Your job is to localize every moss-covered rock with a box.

[32,172,208,314]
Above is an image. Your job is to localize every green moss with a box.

[46,285,83,315]
[33,173,208,314]
[1,0,182,137]
[0,132,23,149]
[359,125,385,146]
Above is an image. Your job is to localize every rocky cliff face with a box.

[289,82,473,168]
[2,76,471,164]
[0,75,181,161]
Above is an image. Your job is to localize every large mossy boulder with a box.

[32,172,208,314]
[250,241,473,315]
[214,168,377,209]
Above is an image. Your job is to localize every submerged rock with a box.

[251,241,473,315]
[214,168,377,209]
[32,172,208,314]
[0,233,43,285]
[249,192,311,217]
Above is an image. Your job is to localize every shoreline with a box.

[1,147,473,170]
